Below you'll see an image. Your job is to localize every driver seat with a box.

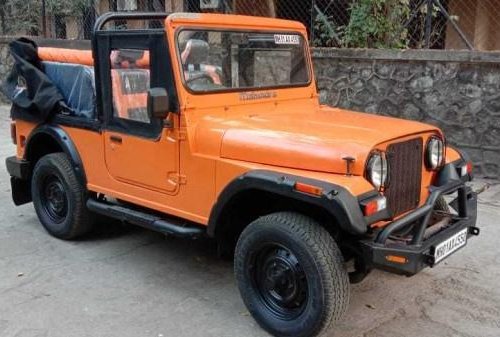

[181,39,221,85]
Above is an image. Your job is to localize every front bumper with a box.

[360,169,479,276]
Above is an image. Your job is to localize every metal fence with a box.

[0,0,498,50]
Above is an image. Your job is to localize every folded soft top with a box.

[1,38,97,121]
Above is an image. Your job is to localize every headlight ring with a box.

[425,136,445,170]
[365,151,389,190]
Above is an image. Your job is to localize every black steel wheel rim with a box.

[40,174,68,223]
[251,243,309,320]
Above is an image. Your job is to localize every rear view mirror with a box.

[147,88,169,119]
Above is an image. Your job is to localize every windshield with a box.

[177,29,310,93]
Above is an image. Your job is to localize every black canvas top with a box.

[1,38,67,122]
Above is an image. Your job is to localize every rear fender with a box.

[25,124,86,186]
[8,124,87,206]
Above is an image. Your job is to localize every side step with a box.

[87,199,206,238]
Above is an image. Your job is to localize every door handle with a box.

[110,135,123,144]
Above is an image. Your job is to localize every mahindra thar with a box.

[2,12,479,337]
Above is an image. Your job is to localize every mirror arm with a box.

[163,113,174,128]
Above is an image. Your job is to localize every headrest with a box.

[183,39,209,65]
[111,49,145,68]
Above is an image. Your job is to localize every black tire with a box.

[31,153,94,240]
[235,212,349,337]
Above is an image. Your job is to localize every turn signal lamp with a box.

[294,182,323,196]
[362,196,387,217]
[385,255,408,264]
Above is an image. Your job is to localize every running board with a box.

[87,199,205,238]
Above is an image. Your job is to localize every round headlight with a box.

[426,137,445,170]
[366,152,388,189]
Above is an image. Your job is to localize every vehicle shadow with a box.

[88,215,228,271]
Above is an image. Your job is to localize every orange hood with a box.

[201,107,440,175]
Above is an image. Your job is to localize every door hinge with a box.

[168,172,187,185]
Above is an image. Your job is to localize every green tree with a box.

[46,0,94,16]
[343,0,410,48]
[312,5,343,47]
[1,0,94,36]
[3,0,41,35]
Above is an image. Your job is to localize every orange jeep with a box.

[3,12,479,337]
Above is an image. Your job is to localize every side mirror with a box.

[147,87,169,119]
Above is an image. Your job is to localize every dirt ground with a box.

[0,105,499,337]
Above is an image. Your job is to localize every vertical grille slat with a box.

[385,138,423,217]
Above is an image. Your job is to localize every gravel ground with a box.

[0,105,499,337]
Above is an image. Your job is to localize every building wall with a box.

[167,0,184,12]
[234,0,275,17]
[1,37,499,178]
[446,0,500,50]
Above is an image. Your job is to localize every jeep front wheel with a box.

[234,212,349,337]
[31,153,94,240]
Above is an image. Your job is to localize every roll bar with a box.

[93,12,170,33]
[92,12,170,51]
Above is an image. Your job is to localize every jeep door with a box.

[96,30,180,194]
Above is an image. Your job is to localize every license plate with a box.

[433,228,468,264]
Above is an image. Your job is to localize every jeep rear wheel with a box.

[31,153,94,240]
[234,212,349,337]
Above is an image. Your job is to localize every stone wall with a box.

[0,37,13,104]
[313,48,500,179]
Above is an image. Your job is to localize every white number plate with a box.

[433,228,468,264]
[274,34,300,45]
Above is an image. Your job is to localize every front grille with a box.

[385,138,423,217]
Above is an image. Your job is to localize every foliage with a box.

[312,5,342,48]
[410,3,442,48]
[0,0,94,36]
[313,0,411,49]
[46,0,95,16]
[3,0,41,35]
[343,0,410,48]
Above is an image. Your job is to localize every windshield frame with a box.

[174,27,313,95]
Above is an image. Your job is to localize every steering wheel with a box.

[186,73,215,84]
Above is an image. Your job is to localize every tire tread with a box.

[235,212,349,337]
[32,153,93,239]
